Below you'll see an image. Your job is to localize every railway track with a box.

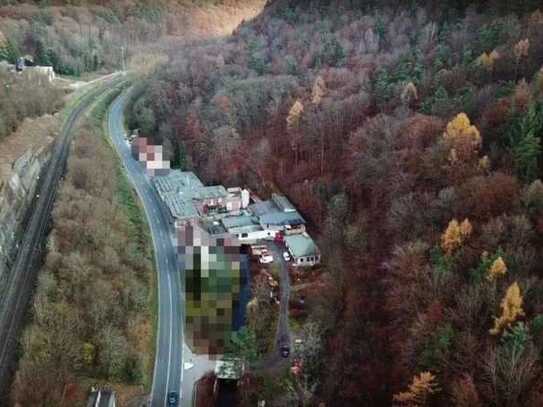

[0,75,120,399]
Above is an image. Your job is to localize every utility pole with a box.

[121,46,126,74]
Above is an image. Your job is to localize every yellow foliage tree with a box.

[479,155,490,170]
[287,100,304,132]
[487,256,507,282]
[82,342,95,366]
[393,371,440,406]
[287,100,304,167]
[401,82,418,104]
[476,50,500,70]
[490,282,525,335]
[443,113,481,148]
[312,76,326,105]
[441,218,472,255]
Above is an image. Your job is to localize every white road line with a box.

[109,96,163,406]
[165,271,174,406]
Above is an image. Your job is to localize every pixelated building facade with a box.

[177,222,241,354]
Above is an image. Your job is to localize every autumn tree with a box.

[513,39,530,79]
[311,75,328,174]
[443,113,481,164]
[490,282,525,335]
[287,99,304,167]
[393,371,440,406]
[441,219,473,255]
[487,256,507,282]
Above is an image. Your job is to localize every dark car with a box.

[15,57,25,72]
[167,392,179,406]
[279,334,290,358]
[280,344,290,358]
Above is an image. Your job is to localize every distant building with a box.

[284,233,320,267]
[87,389,116,407]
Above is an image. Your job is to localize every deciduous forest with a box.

[0,0,263,76]
[127,0,543,404]
[10,98,155,406]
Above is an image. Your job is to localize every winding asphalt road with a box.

[107,93,184,406]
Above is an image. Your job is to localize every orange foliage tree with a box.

[393,371,440,406]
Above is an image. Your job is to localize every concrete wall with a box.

[0,142,53,291]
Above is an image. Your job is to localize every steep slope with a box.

[128,1,543,405]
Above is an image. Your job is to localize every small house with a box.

[284,233,320,267]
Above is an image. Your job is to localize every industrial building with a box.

[152,170,248,226]
[151,169,320,266]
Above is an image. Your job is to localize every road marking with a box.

[109,94,184,405]
[165,271,174,406]
[109,95,165,406]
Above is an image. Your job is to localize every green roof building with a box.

[284,233,320,267]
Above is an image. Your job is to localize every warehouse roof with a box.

[192,185,228,200]
[285,234,319,258]
[228,224,264,234]
[260,211,305,226]
[248,200,277,217]
[164,194,198,220]
[153,170,203,197]
[221,215,259,230]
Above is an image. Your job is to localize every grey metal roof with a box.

[271,193,296,212]
[164,194,198,220]
[248,200,277,217]
[221,215,259,230]
[153,170,204,196]
[153,171,229,220]
[228,224,264,234]
[260,211,305,226]
[192,185,228,200]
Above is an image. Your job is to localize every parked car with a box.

[259,252,274,264]
[280,345,290,358]
[283,251,291,262]
[167,392,179,406]
[279,335,290,358]
[250,244,268,256]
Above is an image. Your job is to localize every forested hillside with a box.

[0,0,263,76]
[128,0,543,405]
